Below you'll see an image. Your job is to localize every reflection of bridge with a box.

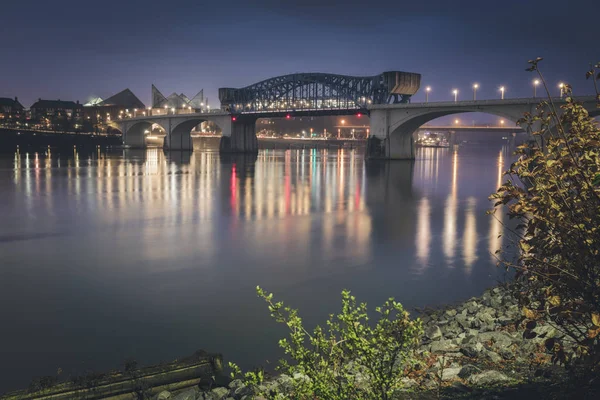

[366,96,599,159]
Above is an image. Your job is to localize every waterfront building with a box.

[0,97,25,120]
[151,85,206,114]
[30,99,83,119]
[83,88,146,126]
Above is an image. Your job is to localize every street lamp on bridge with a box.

[533,80,540,98]
[452,89,458,103]
[559,82,565,97]
[425,86,431,103]
[499,86,505,100]
[472,84,479,101]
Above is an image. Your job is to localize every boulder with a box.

[208,387,229,400]
[228,379,244,390]
[441,367,462,381]
[430,339,458,353]
[173,389,197,400]
[445,309,457,317]
[157,391,171,400]
[477,331,514,347]
[484,349,503,363]
[400,377,418,389]
[425,325,443,340]
[468,370,511,385]
[458,364,481,379]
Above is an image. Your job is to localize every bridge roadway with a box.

[366,96,599,159]
[115,96,598,159]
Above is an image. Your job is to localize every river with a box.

[0,135,517,392]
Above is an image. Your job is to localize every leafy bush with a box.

[230,286,423,399]
[491,58,600,369]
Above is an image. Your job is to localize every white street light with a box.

[558,82,565,97]
[533,79,540,98]
[425,86,431,103]
[452,89,458,103]
[473,84,479,101]
[499,86,505,100]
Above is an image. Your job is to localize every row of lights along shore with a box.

[424,81,568,103]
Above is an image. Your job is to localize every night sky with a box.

[1,0,597,108]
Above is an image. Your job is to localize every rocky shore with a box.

[153,285,595,400]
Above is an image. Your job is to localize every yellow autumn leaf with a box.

[548,296,561,306]
[522,306,537,319]
[592,313,600,327]
[588,327,600,339]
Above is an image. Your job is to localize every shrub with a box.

[491,58,600,369]
[230,286,423,399]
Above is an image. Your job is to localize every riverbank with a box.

[6,284,596,399]
[160,285,597,400]
[0,128,121,153]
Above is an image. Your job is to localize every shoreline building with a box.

[151,85,207,114]
[29,99,84,131]
[30,99,83,119]
[0,97,24,122]
[83,89,146,132]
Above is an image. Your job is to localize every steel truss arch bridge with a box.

[218,71,421,116]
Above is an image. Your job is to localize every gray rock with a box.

[430,339,458,353]
[400,377,418,389]
[477,311,495,325]
[484,349,503,363]
[490,296,503,308]
[477,331,514,347]
[456,314,471,329]
[208,387,229,400]
[468,370,511,385]
[234,385,252,398]
[157,391,172,400]
[466,301,481,314]
[532,325,558,342]
[458,364,481,379]
[276,374,294,392]
[228,379,244,390]
[173,389,197,400]
[425,325,443,340]
[441,367,462,381]
[500,349,515,360]
[446,309,457,317]
[460,346,479,358]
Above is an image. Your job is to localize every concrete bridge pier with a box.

[219,117,258,154]
[163,129,193,151]
[366,109,415,160]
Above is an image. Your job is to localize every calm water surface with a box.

[0,138,515,392]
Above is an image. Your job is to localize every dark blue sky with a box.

[1,0,596,108]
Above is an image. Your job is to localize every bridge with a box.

[114,69,598,158]
[116,71,421,152]
[366,96,600,159]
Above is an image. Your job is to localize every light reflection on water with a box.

[0,141,514,392]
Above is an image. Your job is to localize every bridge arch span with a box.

[369,104,529,160]
[168,118,218,151]
[389,109,521,159]
[124,121,153,148]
